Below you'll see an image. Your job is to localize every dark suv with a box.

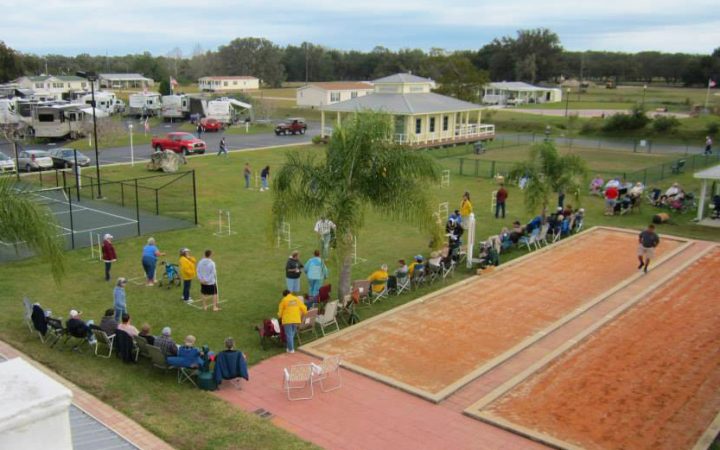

[274,118,307,135]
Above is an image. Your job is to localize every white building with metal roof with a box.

[320,73,494,148]
[98,73,154,89]
[483,81,562,105]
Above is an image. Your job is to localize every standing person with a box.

[101,234,117,281]
[113,277,128,322]
[495,184,508,219]
[285,251,303,293]
[558,190,566,209]
[304,250,328,301]
[638,224,660,273]
[277,289,307,353]
[705,136,713,155]
[217,137,228,157]
[179,248,196,302]
[197,249,221,311]
[313,217,336,259]
[260,165,270,192]
[196,122,203,138]
[459,191,473,226]
[243,162,252,189]
[604,184,619,216]
[141,237,164,286]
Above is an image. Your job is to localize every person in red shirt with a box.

[101,234,117,281]
[604,185,619,216]
[495,184,508,219]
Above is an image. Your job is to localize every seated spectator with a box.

[446,218,463,248]
[367,264,389,293]
[509,221,525,244]
[117,313,139,337]
[589,175,604,195]
[605,184,619,216]
[449,209,462,226]
[605,177,621,189]
[31,303,49,337]
[155,326,178,357]
[498,227,512,251]
[562,204,573,218]
[428,251,443,269]
[526,215,543,233]
[167,335,204,368]
[629,182,644,198]
[99,308,118,336]
[66,310,96,345]
[395,259,408,277]
[138,323,155,345]
[477,241,500,268]
[408,255,424,277]
[213,337,249,386]
[665,182,681,199]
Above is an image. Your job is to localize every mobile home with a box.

[30,104,88,139]
[128,92,162,116]
[161,94,190,119]
[205,97,252,124]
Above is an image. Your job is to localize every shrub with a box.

[312,135,330,145]
[706,122,720,136]
[652,116,680,133]
[602,107,650,132]
[580,121,598,135]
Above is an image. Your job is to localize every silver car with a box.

[17,149,54,172]
[0,151,16,173]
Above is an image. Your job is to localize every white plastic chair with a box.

[311,355,342,392]
[520,227,540,251]
[283,364,314,400]
[297,308,319,344]
[316,301,340,336]
[535,223,550,249]
[92,329,115,358]
[370,279,389,303]
[395,272,410,295]
[23,297,34,333]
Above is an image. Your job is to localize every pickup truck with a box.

[151,132,206,155]
[274,118,307,135]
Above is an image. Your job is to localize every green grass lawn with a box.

[2,143,719,449]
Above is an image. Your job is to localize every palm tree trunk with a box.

[338,254,353,299]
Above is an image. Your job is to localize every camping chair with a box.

[427,263,442,284]
[519,227,540,251]
[411,265,426,289]
[114,329,139,363]
[30,303,49,343]
[148,345,174,372]
[536,223,550,248]
[339,294,360,325]
[574,217,584,233]
[316,300,341,336]
[369,279,389,303]
[45,318,65,348]
[318,284,332,304]
[177,366,199,388]
[283,364,315,401]
[441,259,456,279]
[134,335,151,359]
[351,280,371,305]
[213,350,249,390]
[23,297,34,333]
[395,272,410,295]
[311,355,342,392]
[92,328,115,358]
[63,323,90,353]
[297,308,319,344]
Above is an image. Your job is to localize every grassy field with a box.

[2,143,719,449]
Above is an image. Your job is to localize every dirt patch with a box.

[484,247,720,450]
[307,229,682,397]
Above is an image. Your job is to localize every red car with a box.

[200,118,224,132]
[151,132,206,155]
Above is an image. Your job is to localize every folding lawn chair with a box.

[351,280,371,305]
[370,279,389,303]
[45,317,65,348]
[535,223,550,248]
[520,227,540,251]
[114,329,139,363]
[339,294,360,325]
[134,335,151,359]
[30,303,49,343]
[147,345,174,372]
[311,355,342,392]
[441,260,456,279]
[283,364,315,401]
[22,297,34,333]
[427,264,442,284]
[92,328,115,358]
[317,300,341,336]
[411,265,426,289]
[395,272,410,295]
[297,308,319,344]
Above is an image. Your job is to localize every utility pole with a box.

[76,71,102,198]
[304,42,309,85]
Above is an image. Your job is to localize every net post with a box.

[67,187,75,249]
[192,170,198,225]
[134,179,141,236]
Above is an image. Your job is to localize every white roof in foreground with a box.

[321,92,481,114]
[693,163,720,180]
[487,81,558,92]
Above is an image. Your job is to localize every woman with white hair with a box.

[101,234,117,281]
[141,237,165,286]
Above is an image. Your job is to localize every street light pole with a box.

[565,88,571,118]
[128,123,134,167]
[77,71,102,198]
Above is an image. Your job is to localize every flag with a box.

[144,117,149,133]
[170,77,178,94]
[710,79,717,88]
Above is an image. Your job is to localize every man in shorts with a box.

[197,249,221,311]
[638,224,660,273]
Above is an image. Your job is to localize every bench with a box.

[670,159,686,174]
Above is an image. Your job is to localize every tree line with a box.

[1,30,719,91]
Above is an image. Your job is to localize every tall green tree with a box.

[431,54,489,103]
[271,112,440,296]
[509,142,588,214]
[0,41,24,82]
[0,174,65,283]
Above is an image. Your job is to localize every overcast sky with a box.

[2,0,719,56]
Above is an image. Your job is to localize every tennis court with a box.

[0,186,193,261]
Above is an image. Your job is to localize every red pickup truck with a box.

[151,132,206,155]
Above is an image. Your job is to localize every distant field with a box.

[249,87,297,99]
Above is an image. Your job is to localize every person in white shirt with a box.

[605,178,621,189]
[314,217,336,259]
[665,182,680,199]
[629,182,644,198]
[196,249,220,312]
[705,136,713,155]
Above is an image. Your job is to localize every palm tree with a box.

[509,141,588,214]
[271,112,440,296]
[0,176,66,283]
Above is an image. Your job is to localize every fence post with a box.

[67,187,75,250]
[89,177,95,200]
[490,160,496,178]
[61,170,67,192]
[192,170,198,225]
[54,170,59,187]
[120,183,125,207]
[155,189,159,215]
[38,169,43,187]
[459,159,464,176]
[134,179,141,236]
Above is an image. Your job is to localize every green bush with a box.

[652,116,680,133]
[706,122,720,136]
[311,134,330,145]
[602,107,650,132]
[580,121,598,135]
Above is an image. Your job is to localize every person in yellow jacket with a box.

[367,264,389,294]
[179,248,197,302]
[277,289,308,353]
[460,191,473,227]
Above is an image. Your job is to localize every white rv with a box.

[205,97,252,124]
[81,91,125,114]
[30,104,89,139]
[128,92,162,117]
[161,94,190,119]
[0,99,21,125]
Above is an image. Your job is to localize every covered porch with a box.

[694,164,720,227]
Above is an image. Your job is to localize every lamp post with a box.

[128,123,134,167]
[76,71,101,198]
[564,88,571,118]
[642,84,647,109]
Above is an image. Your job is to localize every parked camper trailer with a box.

[0,99,21,125]
[30,104,89,139]
[128,92,162,117]
[161,94,190,120]
[81,91,124,114]
[205,97,252,124]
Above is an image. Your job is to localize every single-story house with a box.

[13,75,95,101]
[99,73,154,89]
[482,82,562,105]
[296,82,374,107]
[198,76,260,92]
[320,73,494,148]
